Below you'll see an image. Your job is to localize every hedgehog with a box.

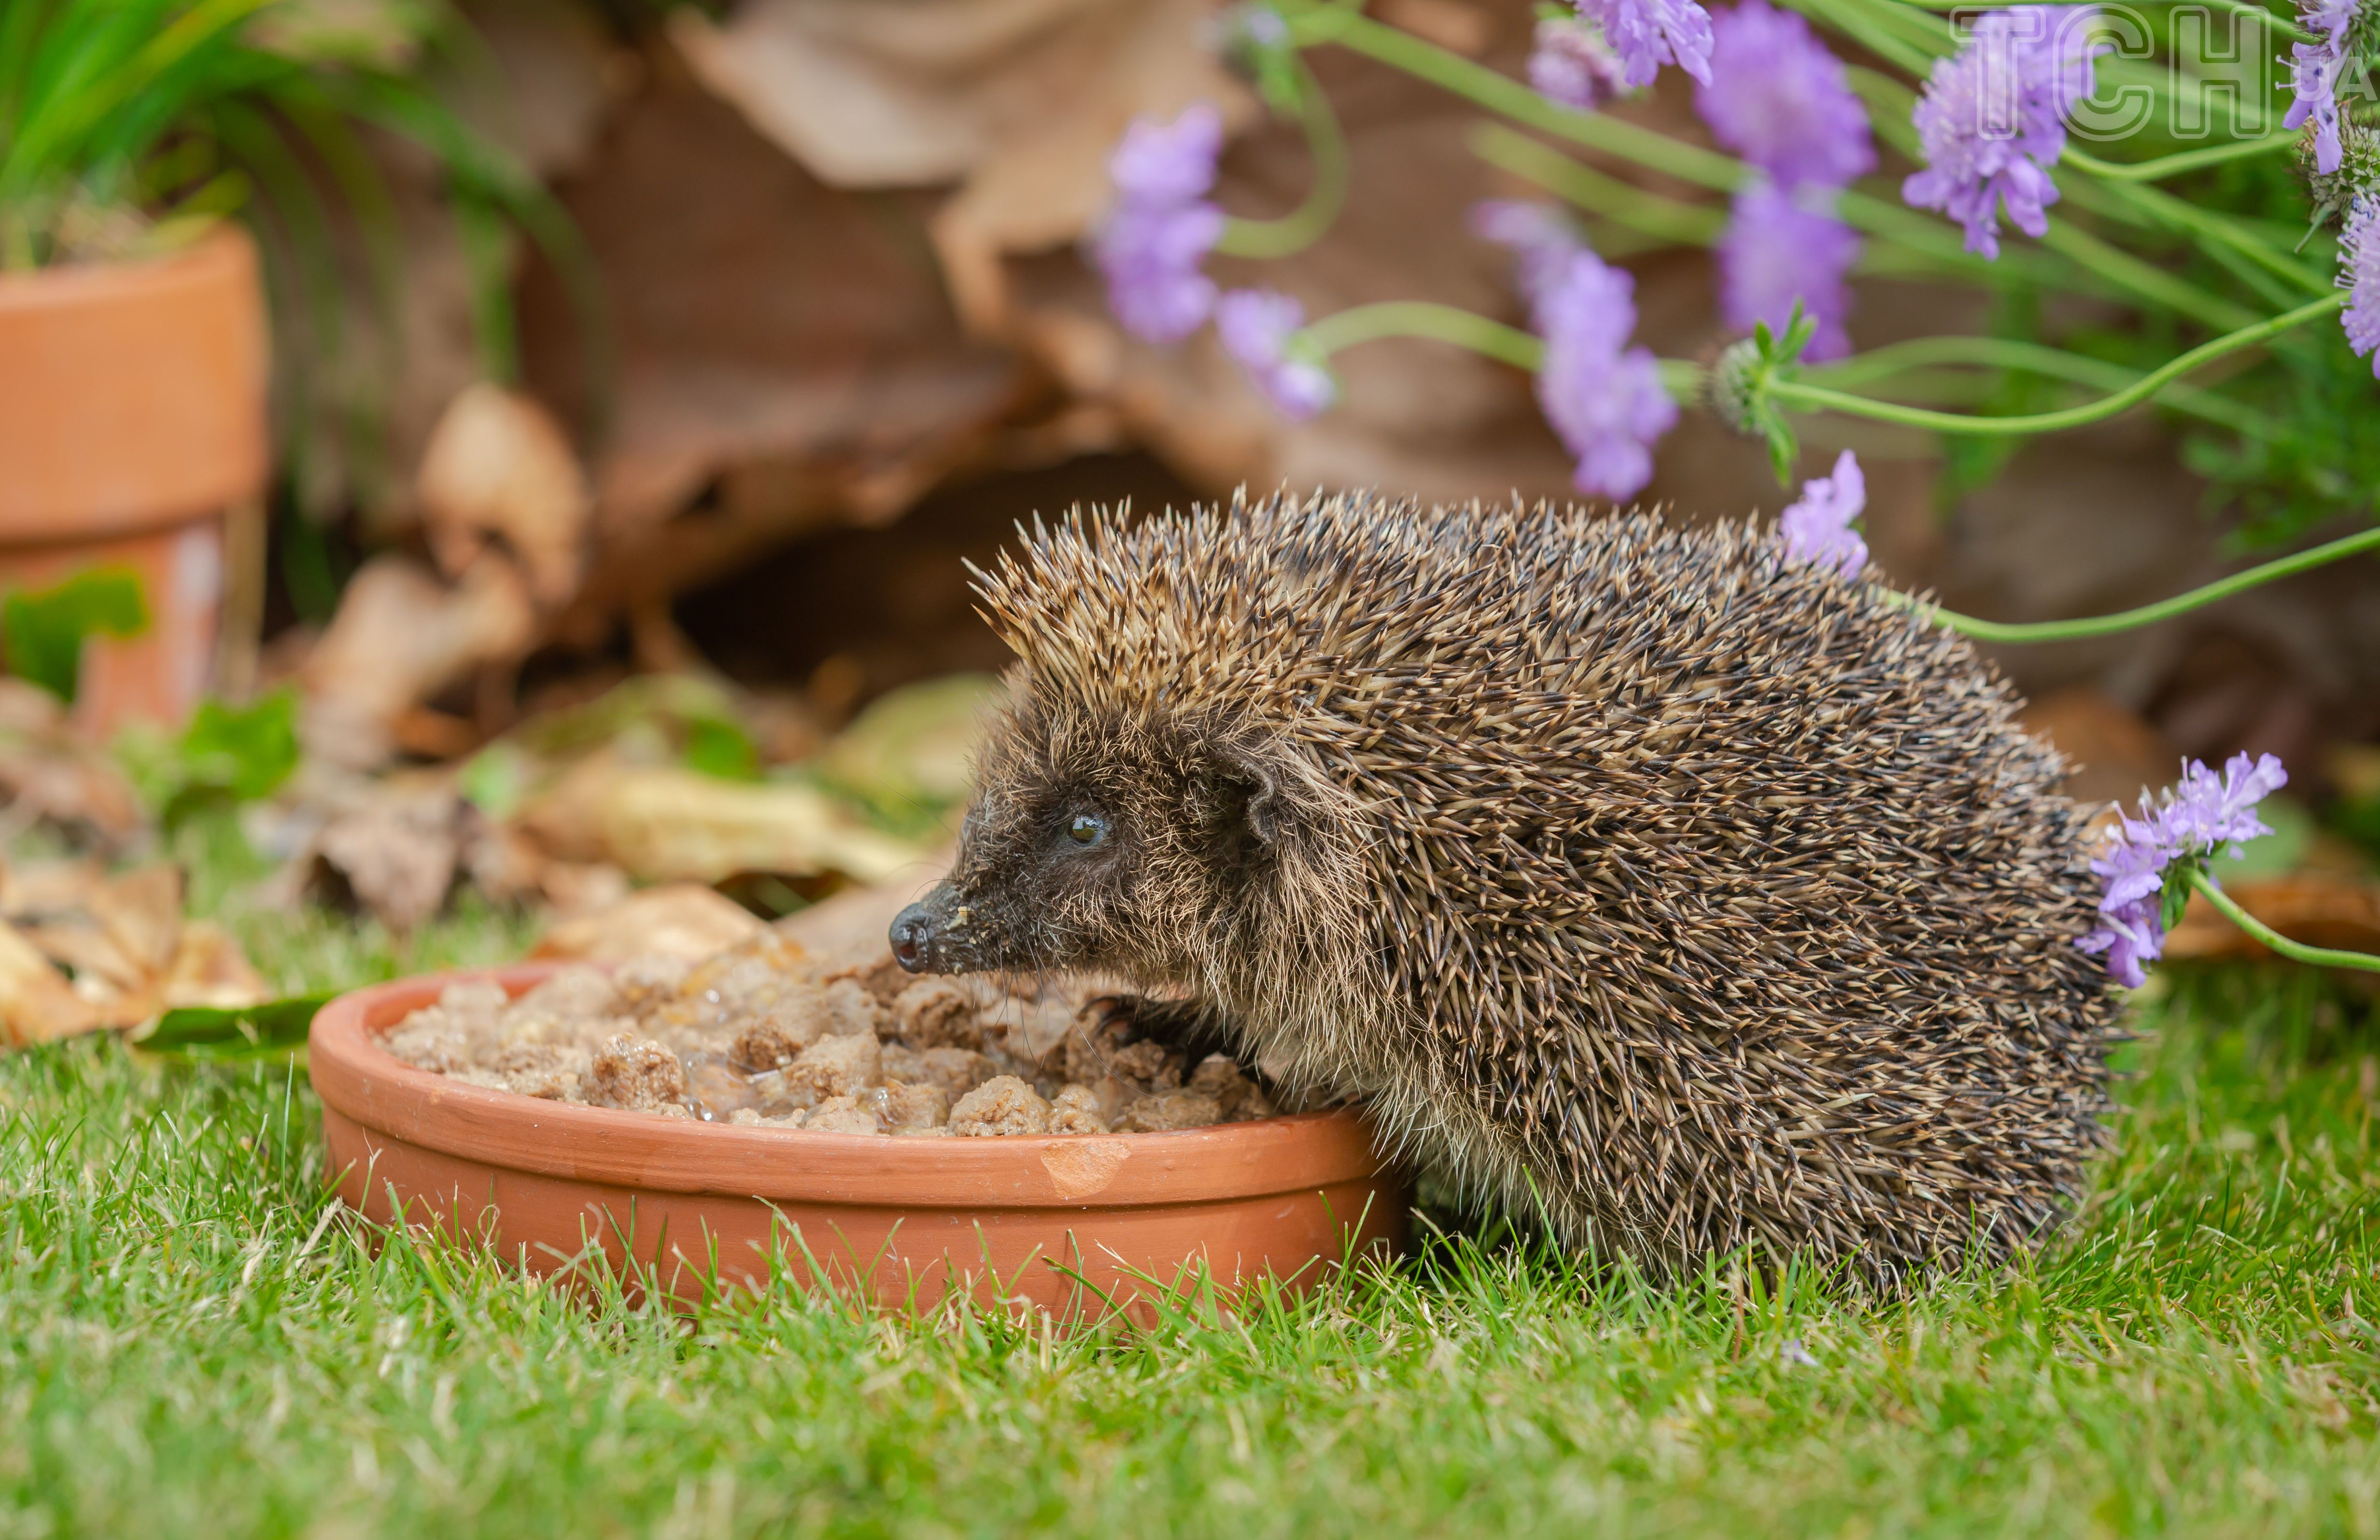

[890,488,2122,1286]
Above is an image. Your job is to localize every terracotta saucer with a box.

[310,964,1411,1317]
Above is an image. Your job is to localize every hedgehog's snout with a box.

[890,883,972,974]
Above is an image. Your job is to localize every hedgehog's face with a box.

[889,688,1293,985]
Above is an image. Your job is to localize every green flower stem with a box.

[1806,335,2280,437]
[1772,291,2342,434]
[2185,868,2380,973]
[1282,2,1745,194]
[1214,51,1351,261]
[1882,524,2380,643]
[1299,301,1709,406]
[2064,133,2301,184]
[1302,301,1545,369]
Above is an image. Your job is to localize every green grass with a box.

[2,899,2376,1537]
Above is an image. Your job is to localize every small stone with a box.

[1105,1039,1182,1092]
[1117,1090,1222,1132]
[820,978,887,1037]
[883,1044,998,1102]
[1048,1084,1108,1135]
[586,1033,689,1111]
[1228,1083,1279,1122]
[383,1011,471,1074]
[802,1095,883,1135]
[783,1031,883,1101]
[489,1041,584,1101]
[505,966,617,1026]
[892,980,982,1050]
[1186,1054,1252,1117]
[875,1080,950,1130]
[949,1075,1051,1136]
[825,953,910,1005]
[613,954,691,1016]
[728,1007,826,1073]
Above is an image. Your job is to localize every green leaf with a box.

[139,993,330,1062]
[0,567,150,704]
[176,688,300,802]
[684,715,762,783]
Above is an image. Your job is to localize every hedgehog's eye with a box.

[1066,812,1110,848]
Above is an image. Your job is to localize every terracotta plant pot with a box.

[311,965,1412,1318]
[0,228,270,732]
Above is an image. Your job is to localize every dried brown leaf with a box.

[0,920,100,1047]
[532,882,767,963]
[298,554,536,768]
[517,758,924,886]
[310,784,464,931]
[418,383,590,608]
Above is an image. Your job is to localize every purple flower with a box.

[1216,289,1338,420]
[1902,8,2103,258]
[2076,752,2290,986]
[2341,196,2380,375]
[1776,448,1867,576]
[2284,0,2359,174]
[1697,0,1875,190]
[1529,14,1632,110]
[1535,251,1678,498]
[1574,0,1716,89]
[2161,752,2289,854]
[2077,813,2169,987]
[1095,105,1226,343]
[1719,182,1859,361]
[1111,103,1225,207]
[1471,199,1586,310]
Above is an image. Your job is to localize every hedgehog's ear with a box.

[1211,742,1286,846]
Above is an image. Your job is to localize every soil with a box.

[380,933,1280,1136]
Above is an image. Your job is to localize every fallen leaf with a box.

[297,554,536,768]
[417,383,591,608]
[816,672,1000,808]
[515,53,1035,636]
[309,782,464,931]
[0,920,100,1047]
[86,865,185,983]
[0,680,145,845]
[672,0,1253,325]
[159,922,270,1011]
[518,758,926,886]
[532,882,767,962]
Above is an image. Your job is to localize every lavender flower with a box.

[1535,251,1678,498]
[2284,0,2359,175]
[1529,14,1632,110]
[1095,105,1226,343]
[1903,8,2102,258]
[1697,0,1875,190]
[1471,199,1586,310]
[1216,289,1338,420]
[2077,752,2290,987]
[1573,0,1716,89]
[2340,196,2380,375]
[1719,182,1859,362]
[1775,448,1867,576]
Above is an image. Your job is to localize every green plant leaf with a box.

[685,716,762,783]
[175,688,301,803]
[0,567,151,704]
[138,992,330,1061]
